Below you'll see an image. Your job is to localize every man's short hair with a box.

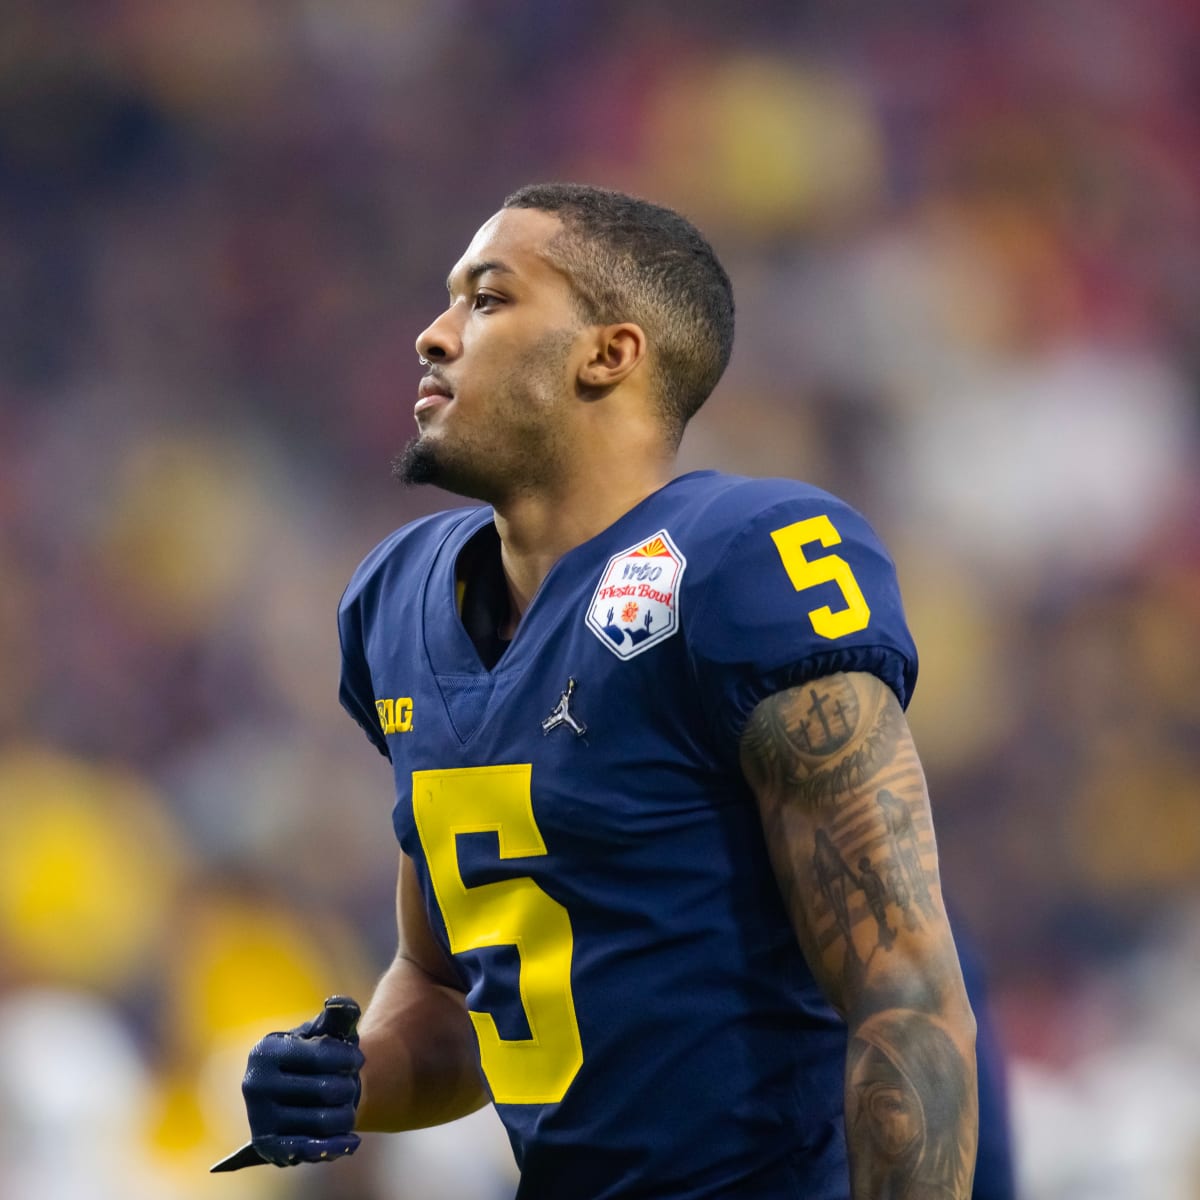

[503,183,735,445]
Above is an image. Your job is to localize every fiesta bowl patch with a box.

[585,530,686,659]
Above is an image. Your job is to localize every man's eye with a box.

[473,292,502,311]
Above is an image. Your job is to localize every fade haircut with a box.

[503,183,735,445]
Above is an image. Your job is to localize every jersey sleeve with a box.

[686,491,918,766]
[337,570,391,761]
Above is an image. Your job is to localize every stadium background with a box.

[1,1,1198,1196]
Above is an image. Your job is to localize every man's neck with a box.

[492,468,674,637]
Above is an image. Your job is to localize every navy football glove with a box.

[238,996,364,1168]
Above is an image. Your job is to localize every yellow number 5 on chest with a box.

[770,514,871,639]
[411,763,583,1105]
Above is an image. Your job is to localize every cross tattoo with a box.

[807,687,833,743]
[833,699,851,735]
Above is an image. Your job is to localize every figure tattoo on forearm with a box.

[848,1011,974,1200]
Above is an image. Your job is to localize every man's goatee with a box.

[392,438,440,486]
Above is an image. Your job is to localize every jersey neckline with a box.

[421,470,718,683]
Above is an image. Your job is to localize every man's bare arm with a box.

[741,671,977,1199]
[354,852,489,1131]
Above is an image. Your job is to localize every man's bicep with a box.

[740,671,956,1017]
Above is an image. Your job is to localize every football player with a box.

[231,184,986,1198]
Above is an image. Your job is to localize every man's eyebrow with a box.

[446,259,516,295]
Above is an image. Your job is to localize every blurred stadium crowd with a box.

[1,1,1198,1196]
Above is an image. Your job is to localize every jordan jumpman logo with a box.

[541,677,587,737]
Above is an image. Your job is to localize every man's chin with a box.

[391,438,442,486]
[391,437,494,502]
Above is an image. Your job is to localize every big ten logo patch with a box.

[376,697,414,734]
[585,530,686,660]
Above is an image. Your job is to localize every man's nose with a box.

[416,306,462,363]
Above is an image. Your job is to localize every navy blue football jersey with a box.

[338,471,919,1199]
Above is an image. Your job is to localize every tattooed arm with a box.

[740,671,978,1200]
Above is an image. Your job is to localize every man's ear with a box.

[577,323,647,391]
